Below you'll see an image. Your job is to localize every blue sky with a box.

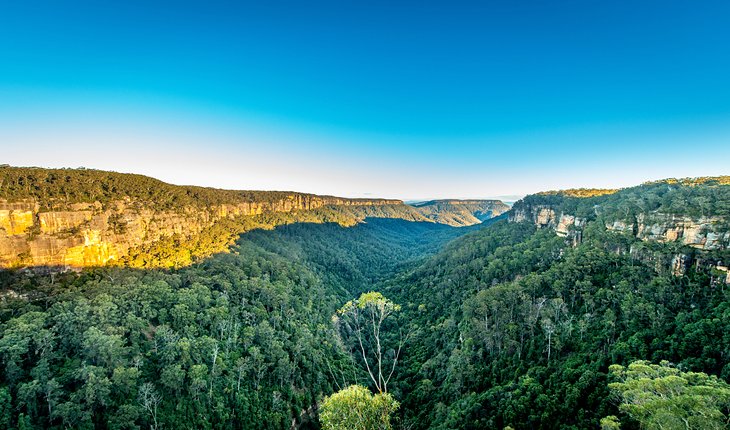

[1,0,729,199]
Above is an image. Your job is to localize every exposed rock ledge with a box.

[509,205,729,250]
[0,195,402,269]
[605,213,729,250]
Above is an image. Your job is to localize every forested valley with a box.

[1,175,730,429]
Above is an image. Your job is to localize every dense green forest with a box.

[383,220,729,429]
[114,204,452,269]
[1,176,729,429]
[0,219,469,429]
[0,166,395,211]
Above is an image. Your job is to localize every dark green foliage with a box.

[1,172,729,429]
[1,256,337,429]
[385,218,730,429]
[0,166,292,211]
[0,219,464,429]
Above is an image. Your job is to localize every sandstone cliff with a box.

[0,166,508,269]
[0,195,408,268]
[509,203,730,250]
[508,177,730,282]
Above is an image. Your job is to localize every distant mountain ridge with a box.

[410,199,510,226]
[0,166,506,269]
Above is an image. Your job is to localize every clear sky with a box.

[1,1,729,200]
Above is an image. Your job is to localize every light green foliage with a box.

[608,360,730,430]
[338,291,401,316]
[600,415,621,429]
[320,385,399,430]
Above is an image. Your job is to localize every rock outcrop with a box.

[0,167,513,269]
[509,187,730,283]
[0,201,36,236]
[510,204,729,251]
[509,204,586,245]
[626,214,730,250]
[0,195,404,269]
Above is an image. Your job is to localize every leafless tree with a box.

[139,382,161,430]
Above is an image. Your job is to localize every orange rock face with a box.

[0,195,405,269]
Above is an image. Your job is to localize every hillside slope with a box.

[510,177,730,275]
[383,176,730,429]
[0,167,505,269]
[411,199,509,226]
[0,212,468,430]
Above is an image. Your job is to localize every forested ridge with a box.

[383,177,730,429]
[0,166,397,211]
[1,176,729,429]
[517,176,730,220]
[0,166,505,270]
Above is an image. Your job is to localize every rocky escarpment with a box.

[0,194,405,268]
[510,204,730,251]
[511,204,730,284]
[0,166,514,269]
[509,205,584,234]
[509,178,730,283]
[606,214,730,250]
[0,166,415,268]
[509,204,587,247]
[411,199,510,226]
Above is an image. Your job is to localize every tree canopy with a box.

[319,385,399,430]
[0,175,728,429]
[608,360,730,430]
